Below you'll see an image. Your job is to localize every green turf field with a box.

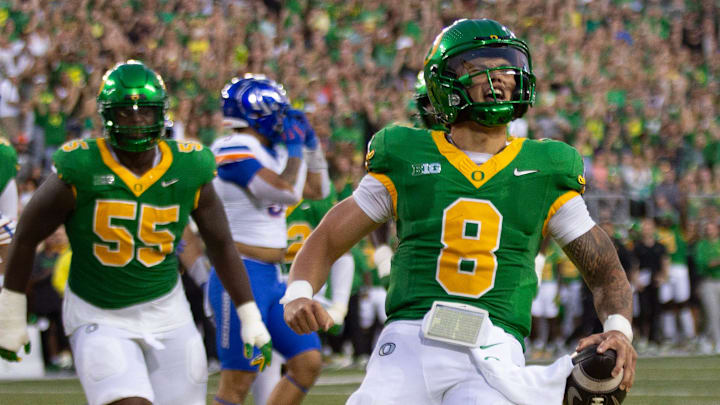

[0,355,718,404]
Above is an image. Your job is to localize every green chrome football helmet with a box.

[423,19,535,127]
[97,60,169,152]
[413,71,447,131]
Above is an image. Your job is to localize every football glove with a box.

[282,109,307,159]
[325,303,347,336]
[285,109,317,150]
[373,244,393,278]
[236,301,272,371]
[0,288,31,362]
[326,303,347,326]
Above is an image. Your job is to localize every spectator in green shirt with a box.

[34,99,67,172]
[694,222,720,353]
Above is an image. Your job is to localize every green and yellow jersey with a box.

[0,137,18,195]
[657,225,687,265]
[53,138,215,309]
[365,125,585,343]
[285,187,337,264]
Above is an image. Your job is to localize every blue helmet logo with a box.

[221,74,290,144]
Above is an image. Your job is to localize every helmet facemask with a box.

[101,103,166,152]
[423,19,536,128]
[97,61,169,152]
[444,45,534,127]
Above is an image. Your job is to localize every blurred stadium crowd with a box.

[1,0,720,370]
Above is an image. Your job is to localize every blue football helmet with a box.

[221,74,290,144]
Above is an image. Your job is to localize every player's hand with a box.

[283,297,333,335]
[282,110,306,146]
[0,289,30,362]
[285,109,317,149]
[576,330,637,392]
[325,303,348,326]
[373,244,393,278]
[324,304,346,336]
[236,302,272,371]
[0,342,30,362]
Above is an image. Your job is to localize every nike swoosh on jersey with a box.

[513,168,539,176]
[479,342,503,350]
[161,179,179,187]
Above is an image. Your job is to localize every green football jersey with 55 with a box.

[53,138,215,309]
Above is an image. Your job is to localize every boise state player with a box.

[283,19,636,405]
[0,61,271,405]
[207,75,328,405]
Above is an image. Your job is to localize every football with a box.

[563,344,627,405]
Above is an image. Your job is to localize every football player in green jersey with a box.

[412,71,446,132]
[283,19,636,405]
[0,137,18,278]
[0,61,271,405]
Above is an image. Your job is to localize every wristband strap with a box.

[603,314,633,342]
[236,301,262,323]
[303,146,328,172]
[279,280,314,305]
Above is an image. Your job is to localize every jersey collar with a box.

[431,131,525,189]
[97,138,173,197]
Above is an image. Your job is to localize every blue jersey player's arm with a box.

[216,146,305,205]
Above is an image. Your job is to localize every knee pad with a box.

[81,336,127,382]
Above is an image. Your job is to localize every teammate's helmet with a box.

[423,19,535,127]
[564,345,627,405]
[221,74,290,144]
[414,71,446,131]
[97,60,169,152]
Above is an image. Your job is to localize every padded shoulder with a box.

[529,139,586,194]
[52,139,98,185]
[365,125,432,174]
[166,140,217,184]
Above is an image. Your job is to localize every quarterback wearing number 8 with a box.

[283,19,636,405]
[0,61,271,405]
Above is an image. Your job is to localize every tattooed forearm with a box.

[562,225,633,322]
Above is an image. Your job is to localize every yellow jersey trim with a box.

[193,188,201,210]
[542,190,581,237]
[369,172,397,218]
[97,138,173,198]
[431,132,526,189]
[285,199,303,218]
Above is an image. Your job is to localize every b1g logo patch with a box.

[411,163,442,176]
[378,342,396,356]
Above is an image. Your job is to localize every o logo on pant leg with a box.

[378,342,396,356]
